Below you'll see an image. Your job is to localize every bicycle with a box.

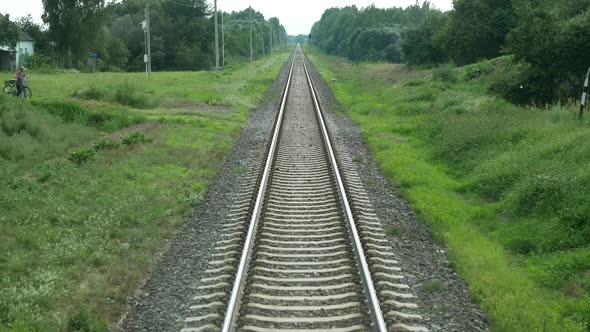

[3,79,32,98]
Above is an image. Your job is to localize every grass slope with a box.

[306,47,589,331]
[0,51,289,331]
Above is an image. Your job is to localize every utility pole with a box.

[269,27,273,55]
[214,0,219,74]
[221,11,225,68]
[579,67,590,120]
[249,7,253,62]
[260,23,265,57]
[145,0,152,78]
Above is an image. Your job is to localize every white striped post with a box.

[580,67,590,120]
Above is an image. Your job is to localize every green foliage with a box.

[73,86,108,100]
[72,83,158,109]
[0,55,285,331]
[440,0,516,65]
[387,226,402,237]
[112,82,159,109]
[0,100,97,171]
[15,15,54,57]
[310,3,437,63]
[31,100,143,131]
[66,309,108,332]
[37,0,287,71]
[487,56,538,104]
[401,12,448,65]
[308,48,589,331]
[93,139,119,151]
[505,1,590,103]
[0,14,19,49]
[422,280,446,293]
[432,65,458,83]
[288,34,309,45]
[121,131,147,145]
[68,148,97,165]
[41,0,107,68]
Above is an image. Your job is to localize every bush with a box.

[68,148,96,165]
[112,82,158,109]
[66,309,108,332]
[432,65,458,83]
[487,57,550,104]
[72,86,107,100]
[32,100,87,123]
[31,100,143,132]
[93,139,119,151]
[121,131,148,145]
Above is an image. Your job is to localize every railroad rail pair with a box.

[182,47,426,332]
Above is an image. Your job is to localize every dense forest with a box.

[1,0,287,72]
[287,34,309,45]
[310,0,590,104]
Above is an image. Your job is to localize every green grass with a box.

[5,53,285,112]
[0,51,290,331]
[306,46,589,331]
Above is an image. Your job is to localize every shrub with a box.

[68,148,96,165]
[32,100,87,123]
[66,309,108,332]
[487,57,545,104]
[0,131,37,161]
[432,65,458,83]
[112,82,158,109]
[72,86,107,100]
[121,131,147,145]
[86,112,113,127]
[93,139,119,151]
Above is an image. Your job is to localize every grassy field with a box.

[0,51,289,331]
[306,47,590,331]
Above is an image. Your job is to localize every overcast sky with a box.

[1,0,454,35]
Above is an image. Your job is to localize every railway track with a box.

[182,47,427,332]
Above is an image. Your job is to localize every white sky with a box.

[0,0,454,35]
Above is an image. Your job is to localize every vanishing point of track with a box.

[182,47,427,332]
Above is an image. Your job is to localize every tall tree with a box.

[0,14,19,49]
[505,0,590,102]
[310,2,437,63]
[439,0,515,65]
[402,12,448,65]
[42,0,106,67]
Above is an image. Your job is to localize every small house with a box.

[0,14,35,71]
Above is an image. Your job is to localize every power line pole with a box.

[214,0,219,74]
[145,0,152,78]
[580,67,590,120]
[260,23,265,57]
[269,27,273,55]
[249,7,253,62]
[221,10,225,68]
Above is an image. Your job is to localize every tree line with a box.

[310,0,590,104]
[1,0,287,72]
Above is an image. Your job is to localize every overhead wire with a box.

[161,0,196,8]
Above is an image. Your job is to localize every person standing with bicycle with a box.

[15,66,27,97]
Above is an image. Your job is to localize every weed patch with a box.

[308,47,589,331]
[68,148,97,165]
[432,65,458,83]
[121,131,149,145]
[93,139,120,151]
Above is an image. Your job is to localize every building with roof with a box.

[0,14,35,71]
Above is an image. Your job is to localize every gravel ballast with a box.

[122,52,488,332]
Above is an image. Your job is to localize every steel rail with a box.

[221,52,296,332]
[301,52,388,332]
